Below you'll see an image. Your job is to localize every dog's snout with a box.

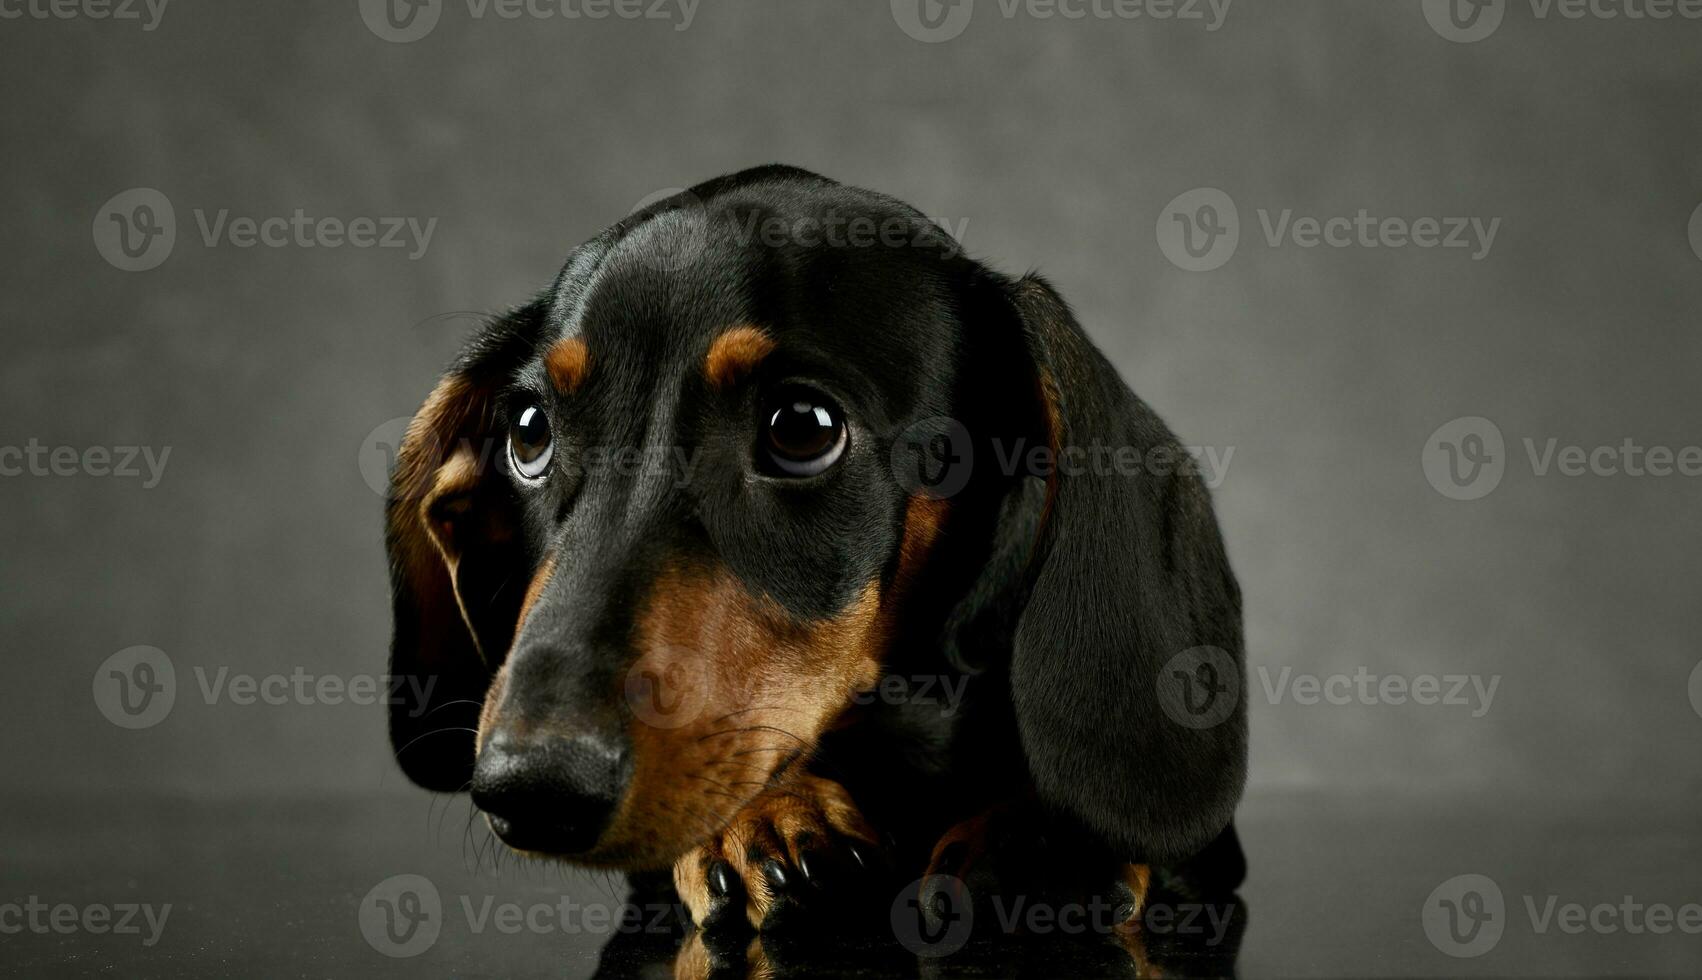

[470,730,627,855]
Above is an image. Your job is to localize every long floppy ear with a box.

[385,302,546,792]
[1002,273,1247,866]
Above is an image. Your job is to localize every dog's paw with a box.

[672,773,884,932]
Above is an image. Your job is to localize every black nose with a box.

[470,731,627,854]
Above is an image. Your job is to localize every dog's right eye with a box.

[508,404,553,480]
[761,387,847,477]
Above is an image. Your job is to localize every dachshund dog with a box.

[384,165,1247,941]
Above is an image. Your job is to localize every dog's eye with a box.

[762,388,847,477]
[508,404,553,480]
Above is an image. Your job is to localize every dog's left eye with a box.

[762,388,847,477]
[508,404,553,480]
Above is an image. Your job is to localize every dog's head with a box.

[386,166,1245,870]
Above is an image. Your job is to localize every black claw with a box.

[797,849,831,888]
[847,841,872,871]
[761,859,790,892]
[706,860,735,900]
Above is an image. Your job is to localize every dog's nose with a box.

[470,731,626,854]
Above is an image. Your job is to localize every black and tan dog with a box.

[385,165,1247,939]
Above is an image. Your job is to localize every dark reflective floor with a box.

[3,789,1698,977]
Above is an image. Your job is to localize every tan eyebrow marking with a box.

[704,325,777,391]
[545,337,590,394]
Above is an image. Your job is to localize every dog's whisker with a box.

[393,726,481,759]
[729,745,793,757]
[694,724,811,748]
[415,698,487,721]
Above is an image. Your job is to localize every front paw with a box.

[671,773,884,932]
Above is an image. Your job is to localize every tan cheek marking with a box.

[515,553,558,634]
[704,325,776,391]
[582,567,884,870]
[475,662,510,756]
[894,494,948,591]
[545,337,589,395]
[475,554,558,753]
[575,499,948,869]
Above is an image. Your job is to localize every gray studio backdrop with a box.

[2,1,1699,808]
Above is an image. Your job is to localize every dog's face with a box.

[388,167,1247,875]
[386,169,1018,868]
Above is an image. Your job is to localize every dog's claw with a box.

[706,860,735,899]
[672,773,880,931]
